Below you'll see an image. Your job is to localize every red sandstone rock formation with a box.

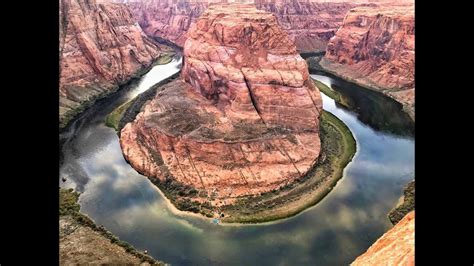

[120,4,322,206]
[59,0,170,128]
[351,211,415,266]
[255,0,358,52]
[321,3,414,118]
[127,0,208,46]
[125,0,360,52]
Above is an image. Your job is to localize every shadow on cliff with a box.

[311,70,414,138]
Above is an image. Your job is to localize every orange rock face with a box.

[59,0,169,127]
[321,3,414,118]
[126,0,361,52]
[351,211,415,266]
[120,4,322,205]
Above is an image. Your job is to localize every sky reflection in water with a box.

[60,61,414,266]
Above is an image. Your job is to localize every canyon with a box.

[120,4,323,210]
[320,3,415,119]
[59,0,173,128]
[124,0,361,52]
[59,0,415,263]
[351,211,415,265]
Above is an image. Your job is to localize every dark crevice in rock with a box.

[243,74,266,126]
[276,139,302,177]
[185,145,206,189]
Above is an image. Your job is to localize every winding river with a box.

[59,56,414,265]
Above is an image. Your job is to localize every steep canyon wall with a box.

[59,0,171,128]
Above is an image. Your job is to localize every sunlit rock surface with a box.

[351,211,415,266]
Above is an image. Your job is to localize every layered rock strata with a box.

[125,0,360,52]
[255,0,358,52]
[126,0,208,47]
[59,0,171,128]
[120,4,322,206]
[320,4,415,119]
[351,211,415,266]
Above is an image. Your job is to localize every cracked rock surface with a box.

[120,4,322,205]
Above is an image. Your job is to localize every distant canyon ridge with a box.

[112,0,415,117]
[114,0,379,52]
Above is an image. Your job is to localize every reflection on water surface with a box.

[60,58,414,265]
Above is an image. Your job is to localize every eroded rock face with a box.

[120,4,322,206]
[59,0,169,128]
[255,0,358,52]
[351,211,415,266]
[125,0,360,52]
[321,3,414,118]
[127,0,208,47]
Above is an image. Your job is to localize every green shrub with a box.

[59,188,80,216]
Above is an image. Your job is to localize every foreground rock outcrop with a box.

[126,0,360,52]
[59,0,171,128]
[320,3,414,119]
[120,4,322,207]
[351,211,415,266]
